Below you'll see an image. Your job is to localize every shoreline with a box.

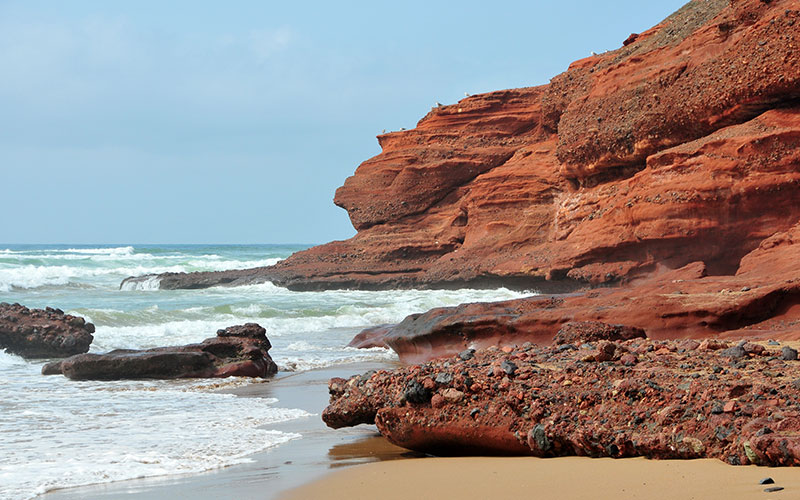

[41,360,412,500]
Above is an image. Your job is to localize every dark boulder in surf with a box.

[0,302,94,358]
[43,323,278,380]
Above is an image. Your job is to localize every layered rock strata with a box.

[123,0,800,292]
[358,221,800,362]
[0,303,94,358]
[324,330,800,465]
[42,323,278,380]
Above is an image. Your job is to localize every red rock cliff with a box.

[124,0,800,292]
[263,0,800,290]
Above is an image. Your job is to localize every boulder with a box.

[0,303,94,358]
[43,323,278,380]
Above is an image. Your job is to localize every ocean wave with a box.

[0,374,309,500]
[119,275,162,291]
[0,246,136,256]
[0,265,186,291]
[274,346,398,372]
[0,252,282,268]
[0,257,283,291]
[0,351,28,369]
[60,246,135,255]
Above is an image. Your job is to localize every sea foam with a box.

[0,366,309,500]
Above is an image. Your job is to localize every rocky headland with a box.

[124,0,799,295]
[122,0,800,462]
[0,302,95,358]
[42,323,278,380]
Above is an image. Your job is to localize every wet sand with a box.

[41,361,415,500]
[282,455,800,500]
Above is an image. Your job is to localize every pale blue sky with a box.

[1,0,686,244]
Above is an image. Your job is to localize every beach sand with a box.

[282,455,800,500]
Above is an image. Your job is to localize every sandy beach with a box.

[282,456,800,500]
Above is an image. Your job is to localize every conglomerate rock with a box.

[42,323,278,380]
[0,303,94,358]
[324,334,800,465]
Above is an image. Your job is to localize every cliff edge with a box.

[123,0,800,292]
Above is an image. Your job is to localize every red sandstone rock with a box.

[323,339,800,465]
[551,0,799,182]
[356,224,800,363]
[347,324,393,349]
[0,302,94,358]
[42,323,278,380]
[123,0,800,293]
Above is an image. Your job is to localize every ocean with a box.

[0,244,531,500]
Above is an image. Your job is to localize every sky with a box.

[0,0,687,244]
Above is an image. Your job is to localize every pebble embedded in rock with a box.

[720,346,746,359]
[404,379,432,404]
[435,372,453,385]
[501,360,518,375]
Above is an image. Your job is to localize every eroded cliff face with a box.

[262,0,800,291]
[123,0,800,293]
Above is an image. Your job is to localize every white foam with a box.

[0,265,75,291]
[119,275,162,291]
[0,375,310,500]
[275,346,398,372]
[60,246,135,255]
[0,257,284,291]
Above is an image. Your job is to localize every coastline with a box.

[41,361,415,500]
[35,353,800,500]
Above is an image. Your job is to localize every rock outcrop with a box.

[355,221,800,362]
[42,323,278,380]
[0,303,94,358]
[324,334,800,465]
[123,0,800,292]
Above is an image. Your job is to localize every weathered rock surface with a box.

[123,0,800,292]
[0,303,94,358]
[347,324,393,349]
[324,337,800,465]
[351,221,800,362]
[42,323,278,380]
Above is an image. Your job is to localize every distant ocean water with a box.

[0,244,532,499]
